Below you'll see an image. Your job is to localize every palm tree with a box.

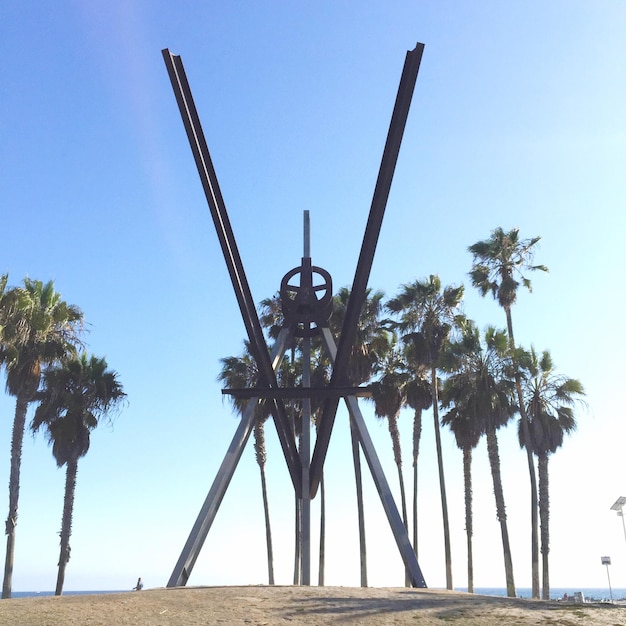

[469,227,547,598]
[518,348,584,600]
[441,323,516,595]
[386,275,464,591]
[404,357,432,559]
[440,406,481,593]
[370,347,411,532]
[32,353,125,595]
[0,274,15,331]
[330,287,391,587]
[0,278,83,599]
[218,344,276,585]
[329,287,389,385]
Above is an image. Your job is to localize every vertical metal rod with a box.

[303,210,310,259]
[310,43,424,496]
[301,336,311,584]
[162,49,302,495]
[618,506,626,545]
[605,563,613,602]
[300,210,312,584]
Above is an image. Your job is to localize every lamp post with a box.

[601,556,613,602]
[610,497,626,544]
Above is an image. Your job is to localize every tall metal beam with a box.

[318,328,426,587]
[300,210,312,585]
[167,329,293,587]
[310,43,424,496]
[162,49,301,495]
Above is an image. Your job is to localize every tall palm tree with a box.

[218,343,276,585]
[330,287,391,587]
[32,353,125,595]
[469,227,547,598]
[440,405,481,593]
[404,357,432,559]
[330,288,389,385]
[387,275,464,590]
[370,347,411,532]
[518,348,584,600]
[441,323,516,595]
[0,274,15,332]
[0,278,83,599]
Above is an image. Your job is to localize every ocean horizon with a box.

[457,587,626,602]
[10,587,626,602]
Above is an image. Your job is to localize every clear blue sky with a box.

[1,1,625,592]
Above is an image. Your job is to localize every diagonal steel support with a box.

[310,43,424,496]
[167,328,293,588]
[318,328,426,587]
[163,44,427,588]
[162,49,301,495]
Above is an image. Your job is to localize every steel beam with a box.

[300,211,312,585]
[222,387,371,399]
[167,329,293,587]
[162,49,301,494]
[319,328,426,587]
[310,43,424,496]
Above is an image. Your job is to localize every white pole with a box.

[606,563,613,603]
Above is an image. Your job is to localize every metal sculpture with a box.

[162,43,426,588]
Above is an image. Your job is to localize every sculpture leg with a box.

[167,329,292,587]
[319,328,426,587]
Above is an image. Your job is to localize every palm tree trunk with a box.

[505,306,539,598]
[386,412,410,587]
[386,414,408,530]
[253,421,274,585]
[2,395,29,599]
[260,465,275,585]
[293,407,301,586]
[318,474,325,586]
[485,427,515,597]
[431,366,453,591]
[56,459,78,596]
[538,453,550,600]
[412,408,422,559]
[463,446,474,593]
[293,495,301,585]
[349,419,367,586]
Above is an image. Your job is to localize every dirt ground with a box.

[1,585,625,626]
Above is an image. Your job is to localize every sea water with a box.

[458,587,626,602]
[12,590,127,598]
[12,587,626,602]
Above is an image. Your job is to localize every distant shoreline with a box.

[10,586,626,601]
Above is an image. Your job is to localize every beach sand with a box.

[1,585,624,625]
